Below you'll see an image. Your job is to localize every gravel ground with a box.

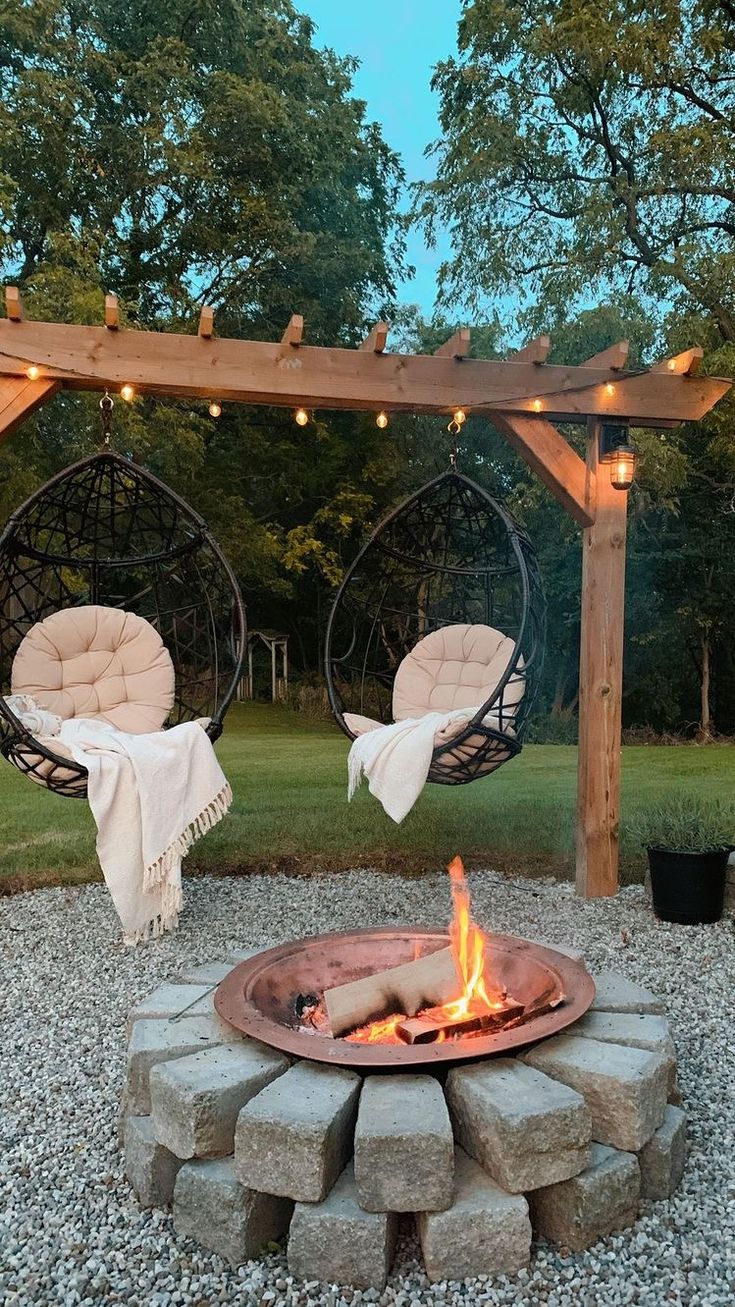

[1,869,734,1307]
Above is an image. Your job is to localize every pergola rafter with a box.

[0,290,730,899]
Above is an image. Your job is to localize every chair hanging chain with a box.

[447,407,466,468]
[99,392,113,448]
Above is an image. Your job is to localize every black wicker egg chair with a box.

[0,442,245,798]
[324,468,546,785]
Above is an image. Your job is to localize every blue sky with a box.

[303,0,462,316]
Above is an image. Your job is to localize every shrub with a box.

[627,796,735,854]
[283,680,331,722]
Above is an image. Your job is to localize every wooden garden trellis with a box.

[0,290,730,897]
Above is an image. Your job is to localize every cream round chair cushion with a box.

[343,623,524,750]
[11,605,175,733]
[392,622,524,721]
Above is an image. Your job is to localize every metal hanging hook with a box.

[99,391,113,447]
[447,408,466,467]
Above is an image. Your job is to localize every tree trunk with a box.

[698,633,713,742]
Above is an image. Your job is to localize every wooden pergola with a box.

[0,290,730,898]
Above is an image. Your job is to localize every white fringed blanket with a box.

[348,708,478,823]
[61,718,231,944]
[5,696,232,944]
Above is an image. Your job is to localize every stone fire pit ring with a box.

[122,949,687,1289]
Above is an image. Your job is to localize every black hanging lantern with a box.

[324,469,546,786]
[0,446,245,797]
[600,421,638,491]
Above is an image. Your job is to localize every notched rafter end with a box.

[359,321,389,354]
[198,305,215,339]
[434,326,471,359]
[5,287,23,322]
[583,340,629,370]
[653,346,704,377]
[510,334,551,364]
[104,294,119,330]
[282,313,304,347]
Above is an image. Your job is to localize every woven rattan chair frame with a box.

[324,469,546,786]
[0,450,245,797]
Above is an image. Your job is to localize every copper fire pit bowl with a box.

[214,928,595,1070]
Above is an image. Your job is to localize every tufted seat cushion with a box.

[11,606,175,734]
[343,623,524,751]
[392,623,524,721]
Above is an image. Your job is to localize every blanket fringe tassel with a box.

[125,781,233,946]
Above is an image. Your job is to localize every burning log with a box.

[323,946,459,1038]
[396,998,525,1045]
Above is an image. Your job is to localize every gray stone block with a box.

[570,1010,677,1096]
[288,1163,398,1290]
[589,971,665,1015]
[523,1034,667,1152]
[527,938,586,964]
[123,1115,183,1208]
[417,1148,531,1283]
[173,1158,292,1267]
[176,960,235,984]
[446,1057,591,1193]
[126,1015,240,1115]
[638,1104,687,1200]
[150,1039,289,1159]
[354,1074,454,1213]
[234,1061,361,1202]
[126,982,215,1035]
[529,1142,640,1251]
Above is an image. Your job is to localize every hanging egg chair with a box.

[324,467,546,785]
[0,403,245,797]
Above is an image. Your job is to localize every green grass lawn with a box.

[1,701,733,892]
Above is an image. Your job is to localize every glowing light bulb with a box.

[453,408,467,427]
[26,364,40,381]
[605,382,615,396]
[610,445,637,491]
[667,359,676,371]
[120,384,135,402]
[294,407,309,427]
[532,398,543,412]
[376,411,388,429]
[208,400,222,418]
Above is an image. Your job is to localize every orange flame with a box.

[345,855,504,1043]
[345,1013,404,1044]
[442,854,504,1017]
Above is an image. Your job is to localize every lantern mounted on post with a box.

[600,421,637,491]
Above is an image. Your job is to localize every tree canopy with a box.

[417,0,735,337]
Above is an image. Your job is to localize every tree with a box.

[416,0,735,339]
[0,0,405,338]
[0,0,408,672]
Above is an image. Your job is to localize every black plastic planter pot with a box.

[647,846,729,924]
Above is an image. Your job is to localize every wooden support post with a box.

[576,417,629,898]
